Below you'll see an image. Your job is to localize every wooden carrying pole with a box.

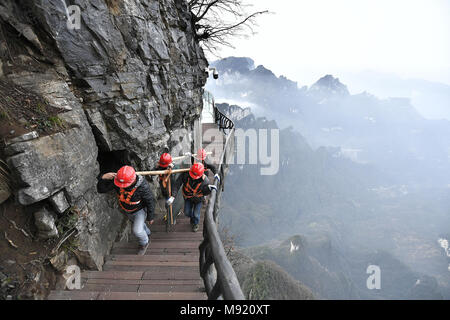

[167,175,173,226]
[161,168,174,227]
[136,168,190,176]
[172,151,212,162]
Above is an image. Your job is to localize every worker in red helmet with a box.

[175,163,217,232]
[97,165,155,255]
[186,148,221,183]
[151,153,180,210]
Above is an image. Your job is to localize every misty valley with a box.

[207,57,450,300]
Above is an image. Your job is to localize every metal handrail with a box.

[214,107,234,132]
[199,126,244,300]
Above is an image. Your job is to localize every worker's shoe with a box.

[137,242,149,255]
[192,224,199,232]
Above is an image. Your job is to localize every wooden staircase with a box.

[47,211,207,300]
[47,123,227,300]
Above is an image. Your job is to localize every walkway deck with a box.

[47,124,225,300]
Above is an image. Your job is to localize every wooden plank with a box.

[96,291,206,300]
[106,254,199,262]
[150,224,203,232]
[81,284,139,292]
[47,290,100,300]
[81,271,143,280]
[110,248,199,255]
[141,268,199,280]
[104,260,198,267]
[103,264,200,273]
[149,231,203,237]
[113,241,200,249]
[48,290,206,300]
[144,235,204,241]
[86,279,203,286]
[127,235,203,242]
[152,218,194,226]
[138,284,204,293]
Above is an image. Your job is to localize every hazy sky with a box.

[206,0,450,87]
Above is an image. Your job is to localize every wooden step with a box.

[143,233,203,240]
[152,217,192,226]
[82,268,201,280]
[101,265,199,277]
[82,271,144,280]
[86,267,200,280]
[48,290,100,300]
[81,282,204,293]
[138,284,204,293]
[104,260,198,268]
[131,229,204,238]
[110,247,199,255]
[141,269,200,280]
[98,291,206,300]
[103,261,199,272]
[202,123,218,130]
[113,240,200,249]
[81,283,139,292]
[84,279,203,286]
[150,224,203,233]
[106,254,199,262]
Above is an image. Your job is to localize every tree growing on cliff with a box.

[188,0,268,54]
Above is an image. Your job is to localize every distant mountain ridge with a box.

[208,57,450,188]
[211,57,450,300]
[308,74,350,98]
[216,101,450,299]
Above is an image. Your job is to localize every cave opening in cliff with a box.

[97,150,131,176]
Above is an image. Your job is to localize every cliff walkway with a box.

[48,108,243,300]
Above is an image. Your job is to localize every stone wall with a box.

[0,0,208,269]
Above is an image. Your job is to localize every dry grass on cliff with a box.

[0,198,58,300]
[0,78,66,142]
[105,0,121,16]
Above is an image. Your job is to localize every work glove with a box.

[184,152,192,157]
[166,196,175,206]
[208,185,217,192]
[168,163,174,169]
[214,174,221,183]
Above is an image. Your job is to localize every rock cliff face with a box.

[0,0,208,269]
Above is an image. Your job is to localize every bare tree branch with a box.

[189,0,269,55]
[195,0,221,22]
[207,10,267,38]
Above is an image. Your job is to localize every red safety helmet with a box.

[158,153,172,168]
[114,166,136,188]
[197,148,207,161]
[189,163,205,179]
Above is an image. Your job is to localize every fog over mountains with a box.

[208,57,450,187]
[207,57,450,299]
[340,70,450,121]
